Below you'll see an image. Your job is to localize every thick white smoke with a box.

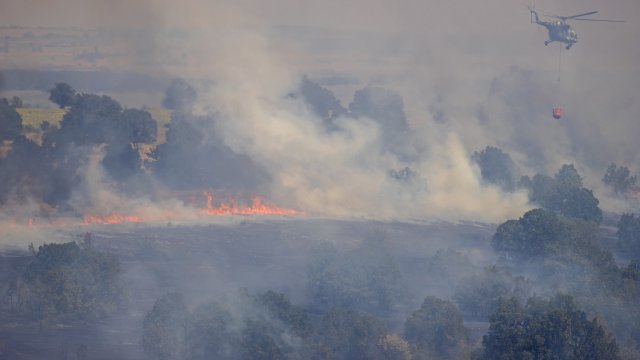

[2,0,638,222]
[188,29,530,222]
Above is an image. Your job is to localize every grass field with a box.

[17,108,66,128]
[16,107,172,143]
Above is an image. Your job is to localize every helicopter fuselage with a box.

[529,7,622,50]
[537,20,578,48]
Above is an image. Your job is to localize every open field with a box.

[16,107,65,128]
[15,107,172,143]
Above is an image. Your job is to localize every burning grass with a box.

[1,192,302,230]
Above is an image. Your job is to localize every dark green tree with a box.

[162,78,197,111]
[255,290,313,338]
[481,294,620,360]
[299,76,347,130]
[404,296,467,360]
[185,301,238,360]
[555,164,583,188]
[603,163,637,194]
[306,235,405,317]
[101,143,140,181]
[492,208,564,261]
[471,146,519,191]
[617,213,640,260]
[20,242,124,319]
[0,135,48,204]
[304,309,388,360]
[520,164,602,223]
[10,95,23,108]
[453,266,530,320]
[0,99,22,140]
[151,110,266,191]
[57,93,123,145]
[120,108,158,144]
[142,292,189,360]
[49,82,77,109]
[240,318,298,360]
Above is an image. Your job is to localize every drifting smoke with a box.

[2,3,640,359]
[1,0,638,225]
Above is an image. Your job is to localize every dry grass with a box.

[16,107,172,143]
[17,108,66,128]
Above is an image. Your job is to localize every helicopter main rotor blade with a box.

[565,11,598,19]
[573,18,625,22]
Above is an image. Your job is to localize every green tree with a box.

[404,296,467,360]
[521,164,602,223]
[55,93,122,145]
[162,78,197,111]
[20,242,124,319]
[142,292,188,360]
[255,290,312,338]
[0,99,22,140]
[306,235,405,317]
[185,301,238,360]
[481,294,620,360]
[101,143,141,181]
[492,208,564,261]
[603,163,637,194]
[471,146,519,191]
[10,95,23,108]
[240,318,298,360]
[378,334,413,360]
[305,309,388,360]
[49,82,77,109]
[119,108,158,144]
[299,76,347,130]
[555,164,583,188]
[617,213,640,260]
[453,266,530,320]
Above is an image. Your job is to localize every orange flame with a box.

[1,193,301,230]
[202,192,301,216]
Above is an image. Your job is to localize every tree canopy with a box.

[162,78,197,111]
[0,99,22,140]
[49,82,77,109]
[603,163,638,195]
[520,164,602,223]
[19,241,125,320]
[404,296,467,360]
[299,76,347,130]
[616,213,640,261]
[471,146,519,191]
[142,292,189,360]
[306,236,405,317]
[481,294,620,360]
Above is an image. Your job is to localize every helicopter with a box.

[528,6,624,49]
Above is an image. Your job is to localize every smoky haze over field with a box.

[3,2,640,359]
[1,0,639,222]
